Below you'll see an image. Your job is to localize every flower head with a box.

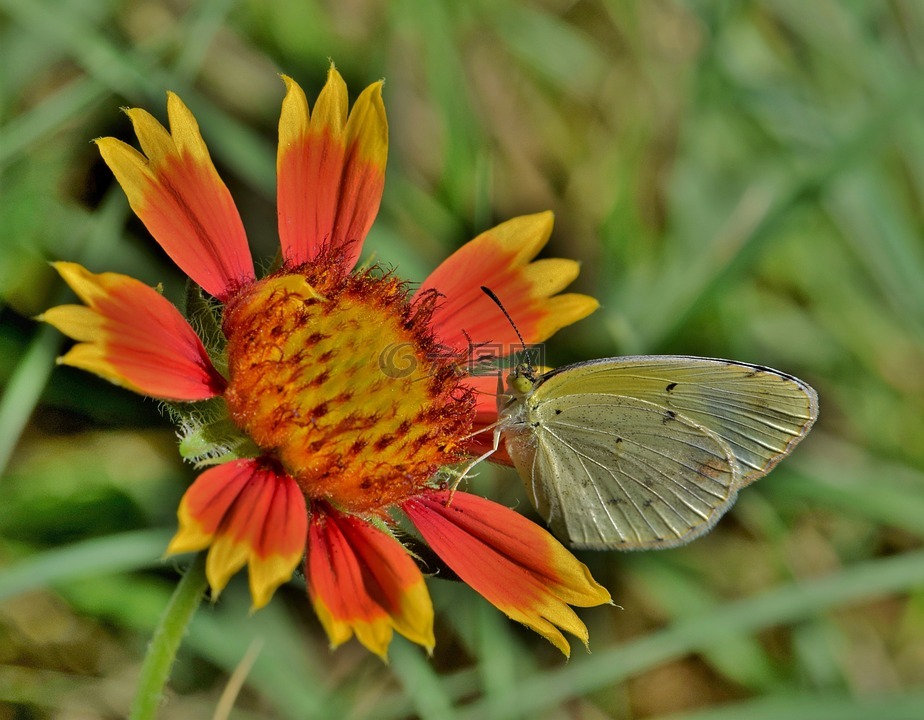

[41,66,610,658]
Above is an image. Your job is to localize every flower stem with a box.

[130,552,208,720]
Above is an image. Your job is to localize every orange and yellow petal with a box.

[96,94,254,300]
[415,212,599,353]
[39,262,224,401]
[306,507,434,660]
[166,460,307,609]
[277,66,387,271]
[403,489,611,657]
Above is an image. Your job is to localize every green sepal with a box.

[163,397,260,467]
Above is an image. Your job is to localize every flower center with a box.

[221,265,474,513]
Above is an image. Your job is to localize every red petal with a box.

[277,69,387,270]
[403,490,610,656]
[416,213,597,353]
[167,460,307,609]
[96,93,254,300]
[306,507,433,658]
[41,262,224,401]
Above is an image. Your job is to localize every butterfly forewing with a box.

[505,392,739,550]
[538,356,819,489]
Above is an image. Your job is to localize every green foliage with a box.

[2,0,924,717]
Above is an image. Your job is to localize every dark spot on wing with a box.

[662,410,677,425]
[642,498,653,508]
[554,408,562,415]
[665,382,678,393]
[697,456,729,481]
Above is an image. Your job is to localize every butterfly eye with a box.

[508,371,534,396]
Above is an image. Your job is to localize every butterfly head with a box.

[506,362,538,399]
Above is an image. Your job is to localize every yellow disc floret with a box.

[222,261,474,513]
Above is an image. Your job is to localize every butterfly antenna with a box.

[480,286,534,370]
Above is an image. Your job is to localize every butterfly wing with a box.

[504,392,739,550]
[538,356,818,489]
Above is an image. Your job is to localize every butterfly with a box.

[474,288,819,550]
[492,354,818,550]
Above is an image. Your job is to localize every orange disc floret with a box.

[221,259,475,512]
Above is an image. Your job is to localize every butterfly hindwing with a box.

[505,392,739,549]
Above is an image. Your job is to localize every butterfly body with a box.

[497,356,819,550]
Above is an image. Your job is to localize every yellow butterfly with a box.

[491,355,818,550]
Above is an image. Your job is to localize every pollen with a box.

[221,261,475,512]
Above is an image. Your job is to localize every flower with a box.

[40,66,611,658]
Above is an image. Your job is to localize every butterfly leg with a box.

[445,427,503,506]
[445,371,508,506]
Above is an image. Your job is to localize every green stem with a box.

[129,552,208,720]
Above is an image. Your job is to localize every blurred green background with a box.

[3,0,924,718]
